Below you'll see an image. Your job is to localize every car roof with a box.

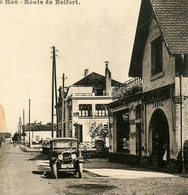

[50,137,78,142]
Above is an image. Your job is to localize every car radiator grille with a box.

[63,152,71,160]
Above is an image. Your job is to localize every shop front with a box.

[143,85,180,170]
[108,91,142,165]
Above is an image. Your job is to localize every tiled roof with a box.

[129,0,188,77]
[151,0,188,54]
[73,72,122,88]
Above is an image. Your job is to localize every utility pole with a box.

[54,53,59,138]
[51,47,55,138]
[19,117,22,143]
[23,109,25,144]
[29,99,31,147]
[51,46,59,138]
[180,54,185,174]
[61,73,65,137]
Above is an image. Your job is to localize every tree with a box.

[12,132,20,142]
[89,122,109,140]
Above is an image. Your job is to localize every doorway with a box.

[136,123,142,164]
[116,109,130,153]
[75,124,83,143]
[149,109,170,167]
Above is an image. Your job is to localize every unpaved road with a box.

[0,143,188,195]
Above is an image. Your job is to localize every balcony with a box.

[74,93,93,96]
[112,77,142,100]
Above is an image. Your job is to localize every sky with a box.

[0,0,140,135]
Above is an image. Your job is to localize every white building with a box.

[56,64,121,147]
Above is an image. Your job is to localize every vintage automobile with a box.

[49,137,83,179]
[42,139,51,155]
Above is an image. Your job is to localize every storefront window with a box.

[116,109,130,153]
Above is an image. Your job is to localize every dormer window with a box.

[151,36,163,76]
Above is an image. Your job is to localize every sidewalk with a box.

[17,146,187,179]
[83,158,179,179]
[18,144,42,152]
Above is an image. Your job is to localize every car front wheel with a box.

[78,163,83,178]
[52,163,58,179]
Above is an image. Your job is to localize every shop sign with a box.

[152,100,163,109]
[173,96,182,104]
[111,104,128,113]
[143,85,171,103]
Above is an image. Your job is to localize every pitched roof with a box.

[152,0,188,54]
[129,0,188,77]
[73,72,122,88]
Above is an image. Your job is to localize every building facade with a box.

[56,64,121,148]
[108,0,188,171]
[108,78,142,165]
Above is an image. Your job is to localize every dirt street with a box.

[0,143,188,195]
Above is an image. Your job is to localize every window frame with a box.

[151,36,163,77]
[136,105,142,119]
[95,104,108,117]
[79,104,92,117]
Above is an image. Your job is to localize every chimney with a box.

[105,61,112,96]
[84,69,89,77]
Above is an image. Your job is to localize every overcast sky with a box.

[0,0,140,134]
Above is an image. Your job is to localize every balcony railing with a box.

[74,93,93,96]
[112,77,143,100]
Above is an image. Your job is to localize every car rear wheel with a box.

[52,163,58,179]
[78,163,83,178]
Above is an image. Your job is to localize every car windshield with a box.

[52,140,77,149]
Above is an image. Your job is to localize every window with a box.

[116,109,130,153]
[175,55,188,76]
[95,89,104,96]
[95,104,108,117]
[136,105,142,119]
[151,36,163,76]
[79,104,92,117]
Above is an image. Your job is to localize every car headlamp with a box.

[71,154,77,159]
[58,154,63,160]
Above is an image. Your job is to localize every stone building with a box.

[108,0,188,171]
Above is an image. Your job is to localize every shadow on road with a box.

[67,183,116,194]
[32,170,80,179]
[4,152,32,155]
[27,153,49,161]
[32,171,54,179]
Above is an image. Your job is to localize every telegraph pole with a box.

[61,73,65,137]
[180,54,185,174]
[29,99,31,147]
[51,47,55,138]
[51,46,59,138]
[23,109,25,144]
[19,117,22,143]
[54,54,59,137]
